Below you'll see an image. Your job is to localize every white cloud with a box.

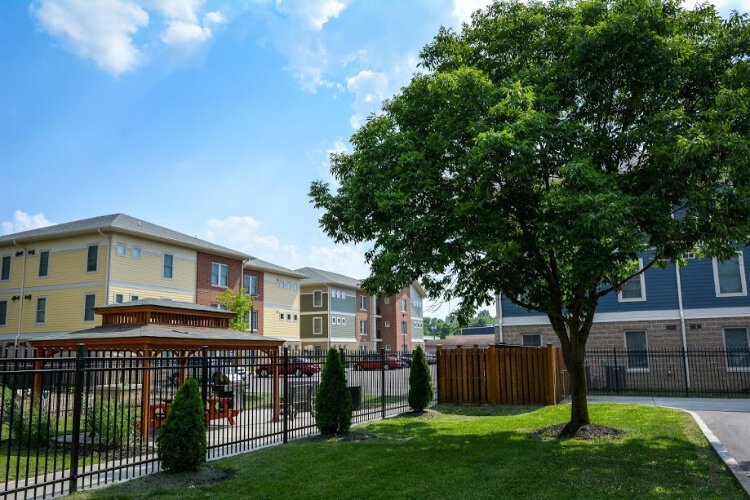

[308,243,369,279]
[345,69,388,129]
[320,139,348,187]
[203,10,225,25]
[31,0,149,75]
[296,0,346,30]
[147,0,202,23]
[451,0,491,23]
[201,215,301,266]
[161,19,212,45]
[1,211,55,236]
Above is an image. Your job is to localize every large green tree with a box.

[311,0,750,434]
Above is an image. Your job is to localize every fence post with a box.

[681,346,690,397]
[545,344,556,405]
[201,346,208,411]
[283,346,289,444]
[613,348,620,394]
[436,345,442,404]
[68,344,86,494]
[380,348,386,420]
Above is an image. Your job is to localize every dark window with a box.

[401,320,407,334]
[115,293,124,303]
[522,334,542,347]
[625,331,649,369]
[87,245,98,272]
[84,294,96,321]
[250,310,259,332]
[38,251,49,277]
[1,256,10,280]
[725,328,750,369]
[163,254,173,278]
[0,301,7,325]
[244,275,258,295]
[36,298,47,323]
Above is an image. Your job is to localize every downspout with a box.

[98,230,112,305]
[241,258,249,332]
[495,292,504,344]
[12,240,27,348]
[675,262,691,389]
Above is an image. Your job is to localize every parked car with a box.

[255,357,321,378]
[425,353,437,365]
[169,356,246,387]
[397,353,413,367]
[352,354,404,371]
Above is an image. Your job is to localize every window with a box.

[130,295,139,302]
[400,298,407,312]
[313,291,322,307]
[625,331,649,370]
[359,295,367,310]
[618,259,646,302]
[163,254,173,279]
[313,317,322,335]
[250,310,259,332]
[522,334,542,347]
[114,293,124,304]
[384,320,390,328]
[84,294,96,321]
[1,256,9,280]
[36,297,47,324]
[38,251,49,277]
[211,303,229,311]
[293,314,298,321]
[0,301,7,325]
[132,247,141,259]
[401,320,407,334]
[211,262,229,287]
[287,313,292,320]
[87,245,98,272]
[713,253,747,297]
[360,320,367,335]
[116,244,126,257]
[244,275,258,295]
[384,297,390,304]
[279,312,285,321]
[724,328,750,370]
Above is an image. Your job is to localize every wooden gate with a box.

[437,345,568,405]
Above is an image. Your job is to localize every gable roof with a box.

[295,266,361,289]
[245,258,310,279]
[0,213,249,259]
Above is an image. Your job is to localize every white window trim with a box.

[624,330,650,373]
[723,327,750,372]
[115,244,127,257]
[359,295,367,310]
[713,253,748,298]
[83,294,96,322]
[38,249,50,278]
[0,300,7,326]
[400,298,407,312]
[617,258,647,303]
[313,290,323,307]
[384,320,391,328]
[522,333,542,347]
[86,245,99,273]
[114,293,124,304]
[36,296,47,325]
[130,294,139,302]
[132,247,142,259]
[211,262,229,288]
[313,316,323,335]
[163,253,174,279]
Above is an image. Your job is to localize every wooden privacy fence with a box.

[437,345,569,405]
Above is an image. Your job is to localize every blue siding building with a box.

[496,250,750,355]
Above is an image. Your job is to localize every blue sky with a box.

[1,0,747,320]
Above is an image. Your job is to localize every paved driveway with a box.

[588,396,750,480]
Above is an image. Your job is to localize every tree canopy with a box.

[310,0,750,432]
[217,288,253,332]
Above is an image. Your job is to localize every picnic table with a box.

[150,395,241,430]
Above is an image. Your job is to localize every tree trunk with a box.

[559,338,590,436]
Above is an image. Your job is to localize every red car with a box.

[255,357,321,378]
[352,354,404,371]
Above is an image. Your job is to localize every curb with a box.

[685,410,750,498]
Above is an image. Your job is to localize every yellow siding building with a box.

[0,214,248,342]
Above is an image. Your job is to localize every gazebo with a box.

[28,299,285,434]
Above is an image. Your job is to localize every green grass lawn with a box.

[74,403,742,499]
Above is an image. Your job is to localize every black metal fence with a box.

[0,347,437,499]
[585,348,750,397]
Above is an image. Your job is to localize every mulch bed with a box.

[308,432,378,442]
[531,423,624,440]
[398,410,441,419]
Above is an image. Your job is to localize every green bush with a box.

[158,378,206,472]
[1,385,16,424]
[408,346,434,412]
[10,403,54,448]
[85,398,138,448]
[315,348,352,434]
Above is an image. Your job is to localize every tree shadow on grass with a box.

[433,404,543,417]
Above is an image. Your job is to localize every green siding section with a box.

[412,305,423,318]
[413,326,424,340]
[330,316,355,340]
[300,314,328,339]
[330,295,355,314]
[300,290,328,312]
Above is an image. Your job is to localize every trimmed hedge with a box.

[158,378,206,472]
[408,346,434,411]
[315,348,352,434]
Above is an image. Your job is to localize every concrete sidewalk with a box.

[588,396,750,495]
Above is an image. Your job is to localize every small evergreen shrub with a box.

[408,346,434,412]
[157,378,206,472]
[315,348,352,434]
[11,403,54,448]
[85,398,138,448]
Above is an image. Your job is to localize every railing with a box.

[0,348,437,498]
[585,348,750,397]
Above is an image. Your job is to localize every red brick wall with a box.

[377,288,412,352]
[356,292,371,344]
[196,252,242,307]
[245,269,264,335]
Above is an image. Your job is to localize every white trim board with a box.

[504,306,750,326]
